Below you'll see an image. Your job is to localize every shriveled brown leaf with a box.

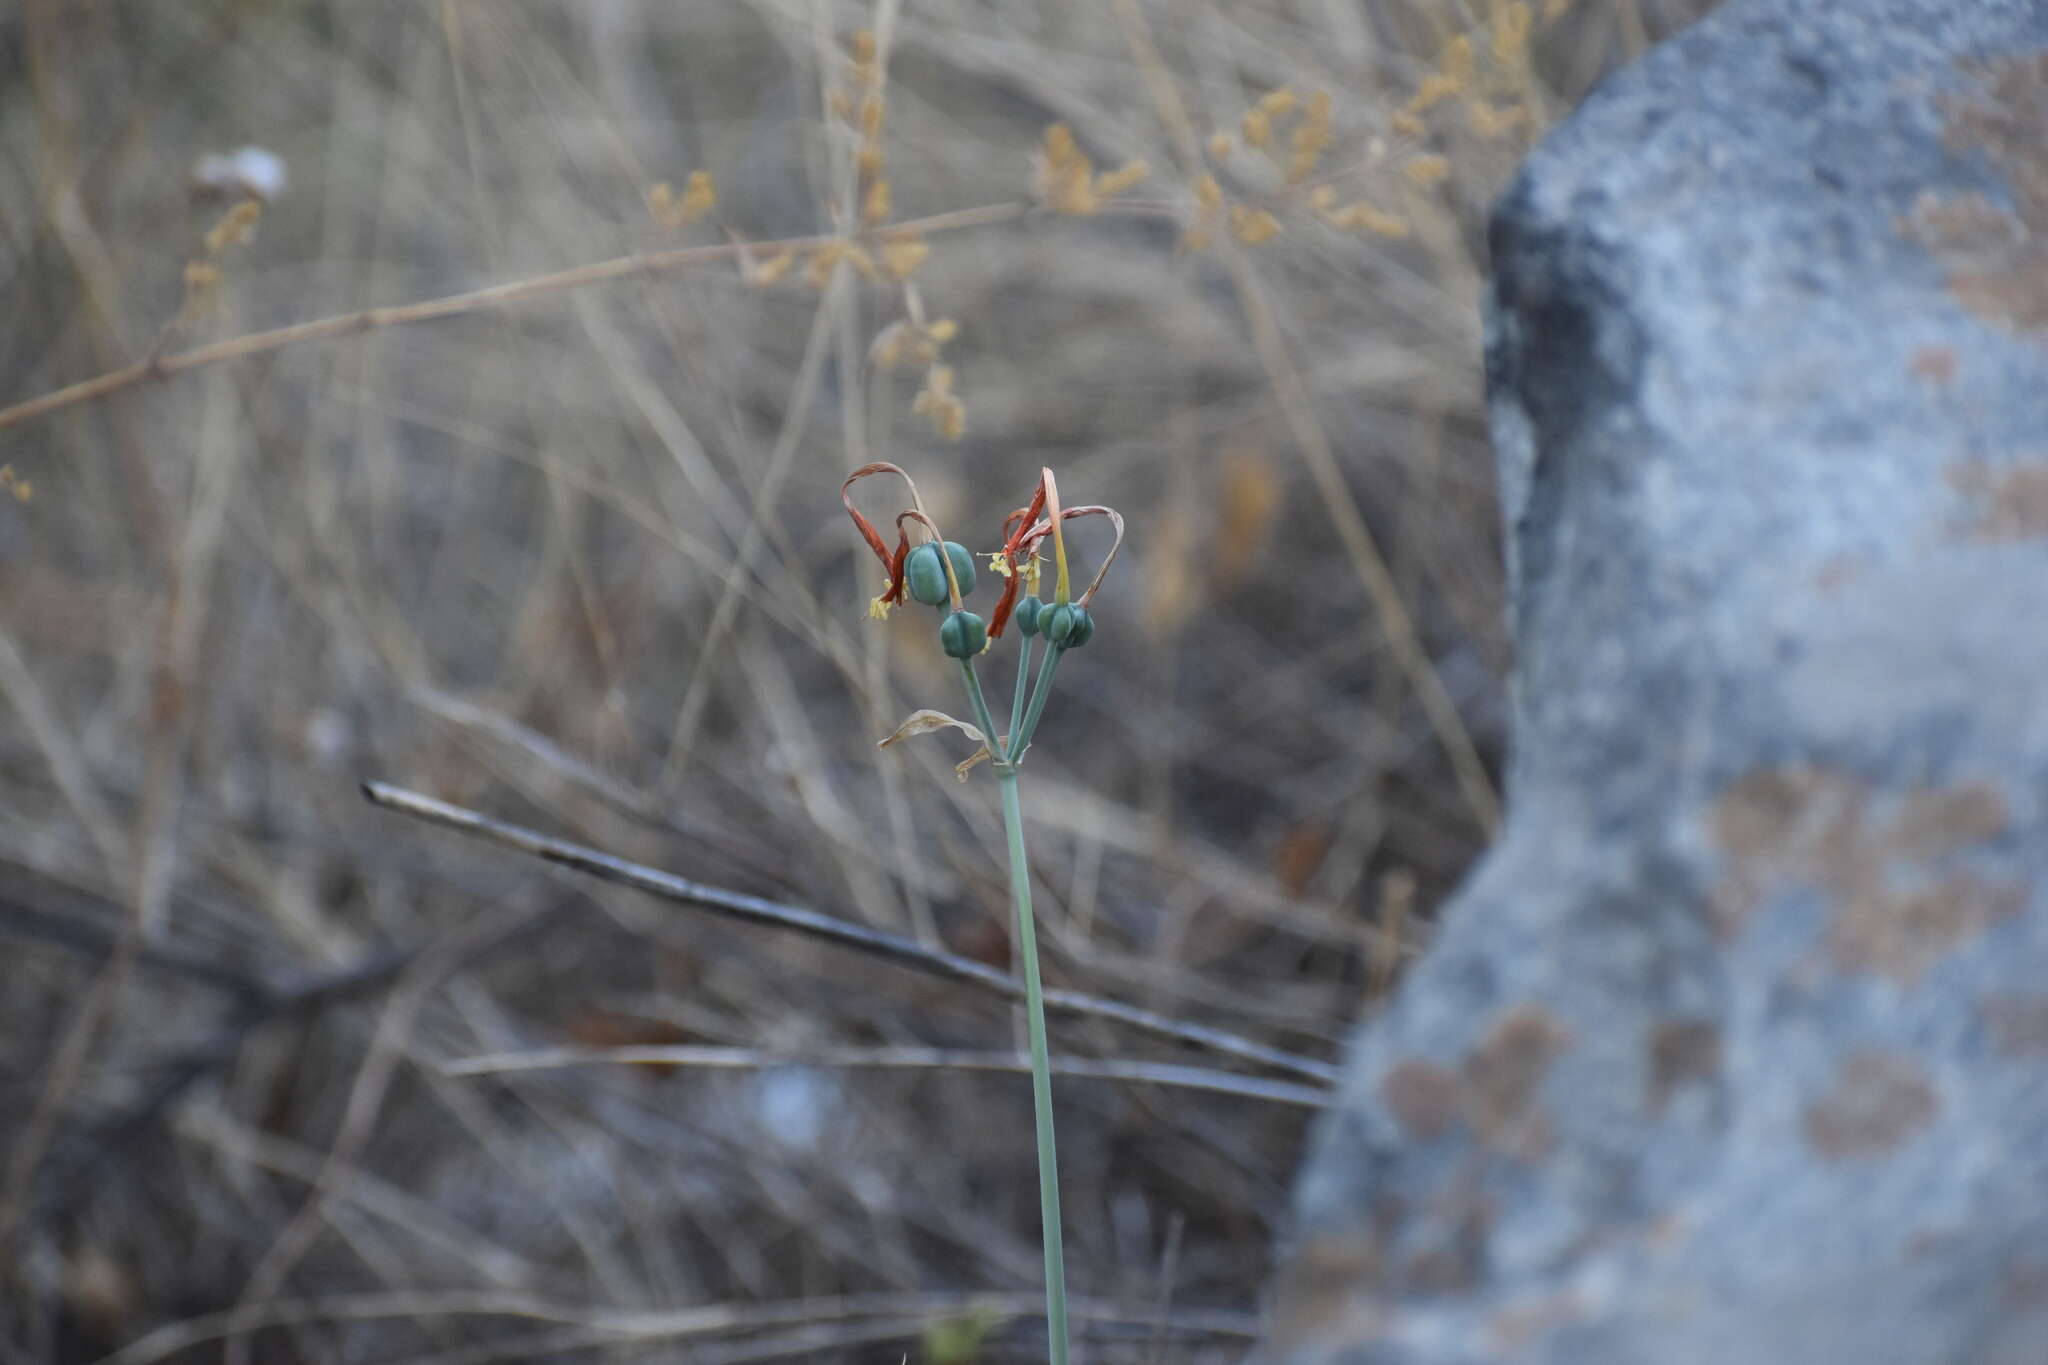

[876,708,986,750]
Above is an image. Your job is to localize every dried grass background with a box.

[1,1,1708,1360]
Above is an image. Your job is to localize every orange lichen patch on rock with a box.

[1709,767,2021,982]
[1802,1052,1939,1160]
[1980,995,2048,1056]
[1375,1006,1572,1154]
[1909,345,1959,384]
[1899,52,2048,336]
[1400,1187,1495,1294]
[1646,1018,1722,1115]
[1381,1058,1464,1139]
[1267,1235,1387,1353]
[1462,1003,1572,1158]
[1945,459,2048,541]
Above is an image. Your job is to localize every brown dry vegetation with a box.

[0,2,1702,1360]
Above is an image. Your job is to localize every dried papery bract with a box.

[842,461,928,615]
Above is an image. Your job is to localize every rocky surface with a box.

[1269,2,2048,1361]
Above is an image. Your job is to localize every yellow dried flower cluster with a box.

[179,196,265,324]
[804,239,881,287]
[841,30,894,226]
[1034,124,1148,216]
[204,199,262,253]
[746,249,795,287]
[879,233,930,279]
[1288,91,1334,183]
[871,316,958,372]
[1402,154,1452,186]
[1319,199,1411,238]
[1395,2,1539,141]
[647,171,716,231]
[911,364,966,441]
[1240,87,1297,150]
[1228,204,1282,245]
[1180,172,1225,250]
[0,464,32,504]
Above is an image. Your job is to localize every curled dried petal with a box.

[842,462,921,604]
[1013,506,1123,607]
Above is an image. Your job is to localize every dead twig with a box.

[441,1044,1330,1108]
[0,203,1030,437]
[360,781,1338,1084]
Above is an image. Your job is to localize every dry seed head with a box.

[911,368,966,440]
[1391,110,1427,137]
[1094,160,1150,197]
[1179,225,1212,252]
[1036,124,1100,215]
[1334,202,1411,238]
[1229,205,1282,245]
[1402,154,1452,186]
[1194,174,1223,210]
[0,466,28,503]
[1308,184,1338,212]
[204,199,262,253]
[880,234,930,279]
[1287,91,1334,183]
[749,250,794,286]
[870,320,912,371]
[1407,74,1458,115]
[1208,132,1235,161]
[1493,2,1533,64]
[1470,101,1529,138]
[1441,35,1474,88]
[1242,108,1272,149]
[1256,87,1301,119]
[183,261,223,291]
[852,29,876,65]
[925,318,958,344]
[843,244,880,280]
[678,170,716,223]
[863,178,893,225]
[861,94,886,139]
[856,144,885,181]
[806,241,847,287]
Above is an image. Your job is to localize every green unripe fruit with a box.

[1043,603,1076,645]
[903,542,976,607]
[1063,606,1095,648]
[944,542,976,596]
[939,610,987,659]
[1014,596,1044,637]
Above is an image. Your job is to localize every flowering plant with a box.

[842,461,1123,1365]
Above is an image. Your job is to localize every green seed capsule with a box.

[1063,606,1095,648]
[939,610,987,659]
[1043,603,1076,645]
[904,544,949,607]
[1015,596,1044,637]
[943,542,977,597]
[905,541,978,607]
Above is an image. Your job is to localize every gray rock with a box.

[1269,3,2048,1362]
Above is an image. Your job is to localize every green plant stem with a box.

[1008,633,1037,760]
[1011,644,1066,764]
[998,768,1069,1365]
[957,658,1009,776]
